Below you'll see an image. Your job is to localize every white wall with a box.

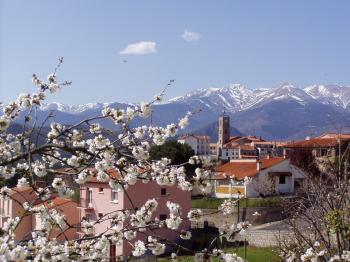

[220,148,240,160]
[178,136,210,156]
[246,159,306,198]
[178,136,198,154]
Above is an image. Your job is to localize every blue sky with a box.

[1,0,350,105]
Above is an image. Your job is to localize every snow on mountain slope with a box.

[40,83,350,115]
[169,84,255,111]
[304,84,350,109]
[169,83,314,112]
[41,102,112,114]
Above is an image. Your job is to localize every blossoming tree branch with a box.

[0,59,249,261]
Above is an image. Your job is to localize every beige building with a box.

[178,134,210,156]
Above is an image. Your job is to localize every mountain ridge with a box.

[41,83,350,114]
[21,83,350,140]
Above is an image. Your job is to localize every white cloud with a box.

[119,41,157,55]
[182,30,201,42]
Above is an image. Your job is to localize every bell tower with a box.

[218,112,230,146]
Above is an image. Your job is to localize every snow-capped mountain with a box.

[35,83,350,140]
[169,83,350,113]
[304,84,350,109]
[41,102,112,114]
[169,84,258,111]
[41,83,350,115]
[168,83,334,112]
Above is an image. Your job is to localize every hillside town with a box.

[2,2,350,262]
[1,111,349,260]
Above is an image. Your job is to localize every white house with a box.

[213,157,306,198]
[178,135,210,156]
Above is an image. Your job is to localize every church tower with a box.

[218,114,230,146]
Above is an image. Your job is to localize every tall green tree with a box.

[149,140,201,178]
[149,140,195,165]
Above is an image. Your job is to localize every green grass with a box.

[191,197,283,209]
[229,246,280,262]
[159,246,280,262]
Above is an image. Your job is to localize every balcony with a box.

[79,198,94,211]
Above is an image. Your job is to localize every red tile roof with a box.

[9,186,33,196]
[316,133,350,139]
[215,157,286,180]
[223,136,264,149]
[284,138,349,148]
[86,168,122,183]
[34,197,75,210]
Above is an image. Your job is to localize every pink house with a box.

[0,187,35,241]
[0,186,79,241]
[33,197,79,241]
[78,170,192,258]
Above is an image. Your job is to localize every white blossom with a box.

[132,240,146,257]
[17,177,29,187]
[178,116,189,129]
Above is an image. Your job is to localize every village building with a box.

[213,157,306,198]
[78,169,191,257]
[177,134,210,156]
[209,143,218,156]
[284,133,350,158]
[0,186,78,241]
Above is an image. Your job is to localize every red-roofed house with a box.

[213,157,306,198]
[284,133,350,158]
[0,187,79,241]
[33,197,79,241]
[0,187,35,241]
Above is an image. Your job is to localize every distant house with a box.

[213,157,306,198]
[78,169,191,257]
[209,143,218,157]
[0,187,35,241]
[284,133,350,158]
[34,197,79,241]
[0,187,78,241]
[177,134,210,156]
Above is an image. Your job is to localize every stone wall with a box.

[240,230,292,247]
[199,206,285,227]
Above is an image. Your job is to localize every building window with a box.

[87,188,93,207]
[98,187,104,193]
[279,175,286,184]
[159,214,167,221]
[111,190,118,202]
[161,188,167,196]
